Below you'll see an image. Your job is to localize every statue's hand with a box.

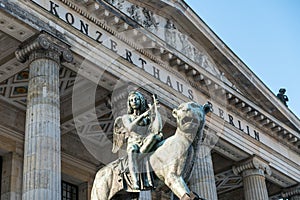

[147,99,160,112]
[142,110,150,117]
[153,98,160,107]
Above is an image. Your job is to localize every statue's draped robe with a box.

[112,115,158,192]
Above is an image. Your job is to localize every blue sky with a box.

[185,0,300,118]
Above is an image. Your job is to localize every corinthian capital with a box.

[232,155,272,176]
[15,31,73,63]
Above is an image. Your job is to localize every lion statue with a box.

[91,102,211,200]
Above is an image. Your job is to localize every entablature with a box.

[4,0,299,152]
[224,90,300,153]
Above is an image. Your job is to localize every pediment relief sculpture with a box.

[104,0,236,89]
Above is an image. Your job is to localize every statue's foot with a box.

[143,182,150,189]
[132,182,140,190]
[180,192,205,200]
[142,178,153,189]
[190,191,205,200]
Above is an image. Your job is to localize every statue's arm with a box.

[124,111,151,132]
[148,96,163,135]
[284,95,289,101]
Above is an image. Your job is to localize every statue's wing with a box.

[112,116,126,153]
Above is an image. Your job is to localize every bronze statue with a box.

[277,88,289,107]
[91,92,210,200]
[112,91,163,190]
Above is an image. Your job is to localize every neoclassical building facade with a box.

[0,0,299,199]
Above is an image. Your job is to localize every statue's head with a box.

[172,102,211,133]
[279,88,286,94]
[127,91,148,114]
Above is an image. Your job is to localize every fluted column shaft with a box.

[23,51,61,200]
[233,155,271,200]
[189,132,218,200]
[242,169,268,200]
[16,32,72,200]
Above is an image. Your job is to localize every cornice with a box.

[266,170,297,188]
[224,92,300,152]
[282,184,300,198]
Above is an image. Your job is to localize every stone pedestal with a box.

[282,185,300,200]
[233,155,271,200]
[15,32,72,200]
[139,191,152,200]
[189,131,218,200]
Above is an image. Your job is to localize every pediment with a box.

[103,0,237,90]
[102,0,300,131]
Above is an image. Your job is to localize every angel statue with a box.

[112,91,163,191]
[92,99,211,200]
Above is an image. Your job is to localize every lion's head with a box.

[172,102,211,134]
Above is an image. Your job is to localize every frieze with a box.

[210,101,262,142]
[104,0,235,88]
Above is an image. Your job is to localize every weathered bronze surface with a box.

[277,88,289,107]
[91,91,210,200]
[112,91,163,190]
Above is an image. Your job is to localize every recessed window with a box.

[62,181,78,200]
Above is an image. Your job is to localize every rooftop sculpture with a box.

[277,88,289,107]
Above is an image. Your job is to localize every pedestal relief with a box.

[233,155,271,200]
[15,32,73,200]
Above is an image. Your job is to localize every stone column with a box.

[282,185,300,200]
[233,155,271,200]
[15,32,72,200]
[189,131,218,200]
